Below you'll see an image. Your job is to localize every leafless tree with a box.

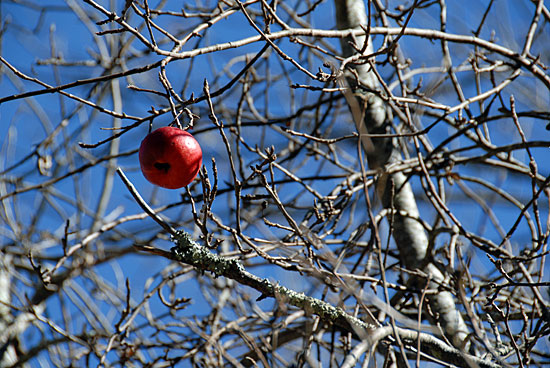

[1,0,549,367]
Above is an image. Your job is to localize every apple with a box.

[139,126,202,189]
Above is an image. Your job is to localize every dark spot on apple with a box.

[154,162,171,173]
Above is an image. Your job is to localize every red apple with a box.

[139,126,202,189]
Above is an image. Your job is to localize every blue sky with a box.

[1,0,549,366]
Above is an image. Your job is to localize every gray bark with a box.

[335,0,470,349]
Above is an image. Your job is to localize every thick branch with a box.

[169,231,499,368]
[334,0,470,349]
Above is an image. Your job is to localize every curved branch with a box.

[334,0,470,349]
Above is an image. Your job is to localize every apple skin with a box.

[139,127,202,189]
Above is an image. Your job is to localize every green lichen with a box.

[170,231,374,333]
[171,231,244,277]
[273,284,349,322]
